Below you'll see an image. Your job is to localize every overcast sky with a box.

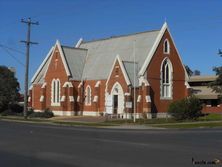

[0,0,221,92]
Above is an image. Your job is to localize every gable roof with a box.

[106,55,131,86]
[31,47,54,84]
[123,61,139,87]
[56,40,71,77]
[138,22,167,75]
[31,41,87,84]
[61,46,87,80]
[32,22,186,86]
[79,29,160,80]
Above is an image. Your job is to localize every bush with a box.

[142,112,148,119]
[0,106,54,118]
[9,104,23,113]
[29,108,54,118]
[27,108,34,116]
[168,96,202,121]
[0,104,23,116]
[1,109,23,116]
[43,108,54,118]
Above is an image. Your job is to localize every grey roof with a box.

[61,46,87,80]
[123,61,139,87]
[189,75,217,82]
[79,30,160,81]
[32,29,160,86]
[191,86,219,99]
[32,46,87,84]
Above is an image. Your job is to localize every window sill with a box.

[160,97,173,100]
[51,103,61,106]
[85,103,92,106]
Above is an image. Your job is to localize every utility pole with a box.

[133,40,136,123]
[21,18,39,119]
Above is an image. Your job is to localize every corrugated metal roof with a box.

[32,29,160,85]
[61,46,87,80]
[189,75,217,82]
[191,86,219,99]
[123,61,139,87]
[32,46,87,84]
[79,30,160,80]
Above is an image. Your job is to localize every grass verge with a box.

[0,115,119,127]
[152,121,222,129]
[1,113,222,129]
[198,113,222,121]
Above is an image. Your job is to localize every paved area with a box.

[103,124,164,129]
[0,120,222,167]
[50,116,107,123]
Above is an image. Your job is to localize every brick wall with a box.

[146,29,187,113]
[202,104,222,113]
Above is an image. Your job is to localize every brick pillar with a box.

[136,86,142,113]
[142,84,151,113]
[60,87,68,111]
[78,85,84,115]
[28,89,32,108]
[125,93,132,113]
[93,86,99,113]
[68,86,74,111]
[40,85,46,110]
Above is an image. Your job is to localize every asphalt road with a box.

[0,121,221,167]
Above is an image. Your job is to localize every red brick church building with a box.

[29,22,190,118]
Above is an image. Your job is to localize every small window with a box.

[115,66,119,77]
[54,52,59,69]
[163,39,170,54]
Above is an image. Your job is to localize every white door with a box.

[105,94,113,114]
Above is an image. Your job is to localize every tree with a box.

[0,66,20,112]
[210,50,222,97]
[185,65,193,77]
[193,70,200,76]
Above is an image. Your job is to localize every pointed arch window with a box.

[85,85,91,105]
[161,59,172,98]
[51,79,61,106]
[163,39,170,54]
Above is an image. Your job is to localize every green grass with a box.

[153,121,222,129]
[198,113,222,121]
[0,115,118,127]
[0,115,50,122]
[1,113,222,129]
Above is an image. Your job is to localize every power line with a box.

[0,43,25,55]
[0,20,18,33]
[0,47,25,67]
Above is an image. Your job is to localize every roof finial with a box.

[56,39,61,46]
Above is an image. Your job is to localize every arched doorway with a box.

[110,82,124,114]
